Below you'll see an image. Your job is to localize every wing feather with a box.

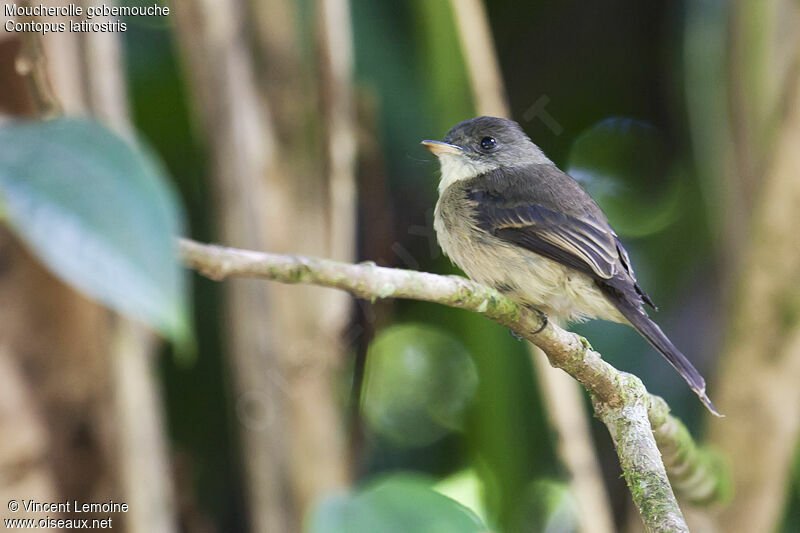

[468,190,619,280]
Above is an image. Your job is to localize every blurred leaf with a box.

[513,478,579,533]
[306,474,489,533]
[567,117,683,237]
[411,0,473,132]
[434,469,491,528]
[363,324,478,447]
[0,118,191,348]
[794,442,800,501]
[785,443,800,532]
[683,0,731,244]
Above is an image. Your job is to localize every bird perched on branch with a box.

[423,116,718,415]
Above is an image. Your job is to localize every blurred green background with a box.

[2,0,798,532]
[120,1,744,530]
[119,1,797,531]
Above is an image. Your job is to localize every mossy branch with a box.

[179,237,727,531]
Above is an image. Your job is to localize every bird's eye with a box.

[480,137,497,150]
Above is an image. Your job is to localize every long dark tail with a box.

[610,295,720,417]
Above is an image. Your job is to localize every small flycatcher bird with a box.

[422,116,717,415]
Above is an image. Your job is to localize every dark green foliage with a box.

[306,474,489,533]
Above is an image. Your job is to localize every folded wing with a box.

[468,189,622,281]
[467,187,718,415]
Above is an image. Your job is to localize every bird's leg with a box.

[528,306,548,335]
[509,307,549,339]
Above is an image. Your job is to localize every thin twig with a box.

[318,0,357,265]
[15,32,62,116]
[171,0,294,529]
[179,237,727,531]
[448,0,509,118]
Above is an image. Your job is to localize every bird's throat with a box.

[437,154,494,195]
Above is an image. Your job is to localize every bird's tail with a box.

[614,299,721,417]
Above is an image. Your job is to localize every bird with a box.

[422,116,718,415]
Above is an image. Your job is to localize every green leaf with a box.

[434,469,491,528]
[306,475,489,533]
[362,324,478,447]
[0,118,192,348]
[513,478,579,533]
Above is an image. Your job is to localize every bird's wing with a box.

[466,189,720,411]
[468,189,621,280]
[613,235,656,309]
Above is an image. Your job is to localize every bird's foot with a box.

[509,308,548,339]
[530,307,548,335]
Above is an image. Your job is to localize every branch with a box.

[179,238,727,529]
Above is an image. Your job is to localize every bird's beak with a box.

[421,140,463,157]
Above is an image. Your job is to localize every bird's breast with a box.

[434,190,623,323]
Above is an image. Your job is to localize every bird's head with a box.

[422,116,550,192]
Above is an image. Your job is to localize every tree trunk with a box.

[173,0,355,528]
[705,52,800,532]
